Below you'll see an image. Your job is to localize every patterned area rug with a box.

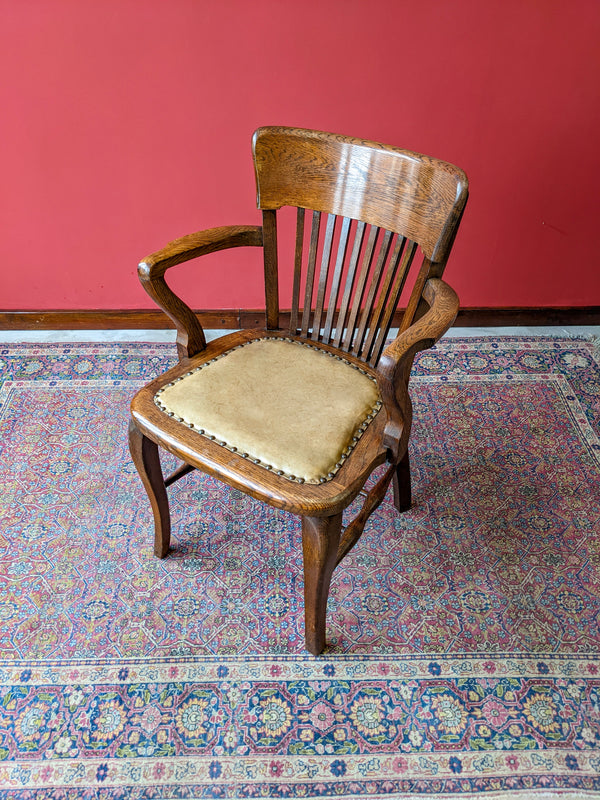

[0,337,599,798]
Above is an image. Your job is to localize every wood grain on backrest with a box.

[252,127,468,364]
[253,127,467,262]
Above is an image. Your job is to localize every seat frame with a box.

[129,127,468,655]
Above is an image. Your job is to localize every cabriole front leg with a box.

[301,513,342,656]
[128,419,171,558]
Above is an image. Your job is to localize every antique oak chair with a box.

[129,126,468,655]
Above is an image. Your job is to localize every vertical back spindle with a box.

[369,239,418,365]
[300,211,322,337]
[341,225,380,352]
[289,208,305,334]
[333,220,366,349]
[398,256,432,333]
[322,216,352,343]
[351,229,394,357]
[262,209,279,329]
[311,214,337,341]
[361,235,407,362]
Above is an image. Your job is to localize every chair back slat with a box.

[311,213,337,341]
[341,224,380,351]
[398,256,432,335]
[368,239,418,365]
[351,228,394,357]
[332,220,366,349]
[322,216,352,342]
[300,210,322,336]
[289,207,305,334]
[361,234,407,362]
[262,209,279,329]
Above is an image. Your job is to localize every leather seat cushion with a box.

[154,337,382,484]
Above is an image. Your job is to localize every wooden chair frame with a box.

[129,126,468,655]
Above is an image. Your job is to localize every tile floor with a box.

[0,327,598,344]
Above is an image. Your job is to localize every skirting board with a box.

[0,307,599,330]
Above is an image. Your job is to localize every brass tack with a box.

[289,475,296,480]
[276,470,284,475]
[231,447,237,452]
[208,435,215,440]
[327,472,335,479]
[241,453,248,458]
[253,459,261,464]
[219,440,227,446]
[319,477,327,483]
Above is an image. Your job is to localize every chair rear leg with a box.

[301,513,342,655]
[128,419,171,558]
[393,449,412,513]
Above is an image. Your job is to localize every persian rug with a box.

[0,336,599,799]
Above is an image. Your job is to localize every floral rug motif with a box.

[0,337,599,798]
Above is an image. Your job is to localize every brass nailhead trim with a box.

[154,335,382,485]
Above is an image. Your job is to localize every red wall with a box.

[1,0,599,311]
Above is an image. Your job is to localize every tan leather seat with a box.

[155,337,382,485]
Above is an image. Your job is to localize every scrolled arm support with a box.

[377,278,459,462]
[138,225,264,360]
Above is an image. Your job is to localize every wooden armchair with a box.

[129,126,468,655]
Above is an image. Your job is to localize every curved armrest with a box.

[376,278,459,460]
[138,225,263,360]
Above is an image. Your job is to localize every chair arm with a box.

[138,225,264,360]
[376,278,459,460]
